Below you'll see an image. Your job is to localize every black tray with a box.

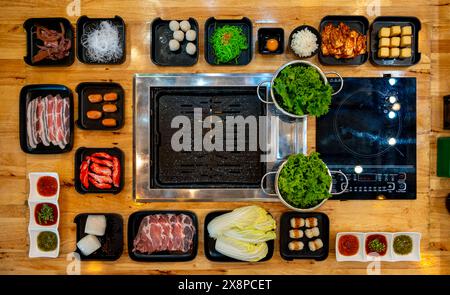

[151,18,199,66]
[318,15,369,66]
[23,18,75,67]
[19,84,74,154]
[204,17,252,65]
[127,211,198,262]
[76,15,126,65]
[279,212,329,261]
[258,27,284,55]
[74,147,124,194]
[288,25,321,58]
[370,16,421,67]
[204,210,274,262]
[445,95,450,130]
[76,82,124,130]
[74,213,123,261]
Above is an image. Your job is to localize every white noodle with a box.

[81,21,123,63]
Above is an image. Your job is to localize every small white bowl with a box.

[28,228,60,258]
[391,232,421,262]
[363,232,393,262]
[28,200,60,230]
[28,172,60,202]
[335,232,365,262]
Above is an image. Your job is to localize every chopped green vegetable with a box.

[37,204,54,225]
[393,235,413,255]
[273,64,333,117]
[368,239,386,253]
[210,25,248,64]
[278,152,332,209]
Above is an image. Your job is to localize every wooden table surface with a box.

[0,0,449,275]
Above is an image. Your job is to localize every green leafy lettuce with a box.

[278,152,332,209]
[273,65,332,117]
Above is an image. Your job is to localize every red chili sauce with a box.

[338,234,359,256]
[37,176,58,197]
[365,234,388,256]
[34,203,58,226]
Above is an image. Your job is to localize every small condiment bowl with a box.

[257,27,284,55]
[28,200,60,230]
[28,228,60,258]
[363,232,393,262]
[28,172,60,202]
[335,232,365,262]
[288,25,321,59]
[391,232,421,262]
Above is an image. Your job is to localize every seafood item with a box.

[308,238,323,251]
[132,213,196,254]
[179,20,191,32]
[102,118,117,127]
[305,217,318,228]
[103,92,118,101]
[26,95,70,150]
[32,23,72,63]
[85,215,107,236]
[186,42,196,55]
[305,227,320,239]
[289,229,303,239]
[288,241,304,251]
[185,30,196,41]
[77,234,101,256]
[86,110,102,119]
[102,104,117,113]
[169,20,180,31]
[88,94,103,103]
[79,151,121,190]
[81,21,123,63]
[173,30,184,42]
[290,217,305,228]
[169,39,180,51]
[321,22,367,59]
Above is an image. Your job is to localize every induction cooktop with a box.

[316,77,416,200]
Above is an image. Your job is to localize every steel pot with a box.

[261,158,349,212]
[257,60,344,119]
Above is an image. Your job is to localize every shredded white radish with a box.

[81,21,123,63]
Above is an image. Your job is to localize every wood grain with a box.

[0,0,449,274]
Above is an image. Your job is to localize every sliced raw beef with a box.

[26,99,37,149]
[132,214,196,254]
[45,95,56,145]
[62,97,70,146]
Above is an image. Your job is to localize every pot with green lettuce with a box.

[256,60,343,118]
[261,152,349,211]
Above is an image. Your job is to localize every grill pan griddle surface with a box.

[150,86,266,188]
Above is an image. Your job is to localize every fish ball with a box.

[173,30,184,42]
[179,20,191,32]
[169,20,180,31]
[185,29,197,41]
[186,42,197,55]
[169,39,180,51]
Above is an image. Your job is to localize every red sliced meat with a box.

[90,156,113,168]
[90,163,112,176]
[112,156,120,187]
[88,177,112,189]
[88,172,112,184]
[90,152,113,160]
[80,157,90,189]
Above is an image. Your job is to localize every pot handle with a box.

[330,170,349,195]
[257,81,274,104]
[260,171,278,196]
[324,71,344,96]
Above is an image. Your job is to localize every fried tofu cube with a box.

[389,47,400,58]
[379,38,390,48]
[390,37,400,47]
[401,35,412,47]
[402,26,412,36]
[400,48,412,58]
[390,26,401,36]
[378,47,390,58]
[378,27,390,38]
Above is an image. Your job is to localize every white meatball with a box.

[179,20,191,32]
[169,39,180,51]
[173,30,184,42]
[185,29,196,41]
[186,42,196,55]
[169,20,180,31]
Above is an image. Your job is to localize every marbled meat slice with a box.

[62,97,70,146]
[54,95,66,149]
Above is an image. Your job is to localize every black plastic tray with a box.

[127,211,198,262]
[19,84,74,154]
[204,17,252,65]
[445,95,450,130]
[258,27,284,55]
[279,212,329,261]
[204,210,274,262]
[76,82,124,130]
[23,18,75,66]
[151,18,199,66]
[76,15,126,65]
[74,213,123,261]
[288,25,321,58]
[74,147,124,194]
[318,15,369,66]
[370,16,421,67]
